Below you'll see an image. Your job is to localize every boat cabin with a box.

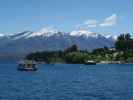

[18,60,37,71]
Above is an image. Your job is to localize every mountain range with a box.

[0,27,116,61]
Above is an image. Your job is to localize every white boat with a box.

[18,60,37,71]
[84,60,96,65]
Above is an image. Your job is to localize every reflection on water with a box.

[0,64,133,100]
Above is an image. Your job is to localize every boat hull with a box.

[84,62,96,65]
[17,67,37,71]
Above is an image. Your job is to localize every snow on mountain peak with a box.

[27,27,62,38]
[70,29,99,38]
[105,34,118,40]
[0,33,5,37]
[10,31,33,40]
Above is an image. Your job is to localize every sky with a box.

[0,0,133,35]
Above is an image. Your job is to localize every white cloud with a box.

[75,14,118,31]
[84,19,98,27]
[100,14,117,27]
[75,19,98,30]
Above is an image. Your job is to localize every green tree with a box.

[115,33,133,61]
[115,33,132,51]
[65,44,79,53]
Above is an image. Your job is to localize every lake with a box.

[0,63,133,100]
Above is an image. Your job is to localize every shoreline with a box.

[36,61,133,65]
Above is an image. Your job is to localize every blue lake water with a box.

[0,64,133,100]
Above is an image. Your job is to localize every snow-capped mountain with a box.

[9,31,33,40]
[105,34,118,41]
[27,27,64,38]
[70,30,99,38]
[0,27,115,61]
[0,33,5,37]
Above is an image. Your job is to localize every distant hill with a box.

[0,27,115,61]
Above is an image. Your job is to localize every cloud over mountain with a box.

[76,14,118,31]
[100,14,118,27]
[84,19,98,28]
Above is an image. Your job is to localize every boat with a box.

[18,60,37,71]
[84,60,96,65]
